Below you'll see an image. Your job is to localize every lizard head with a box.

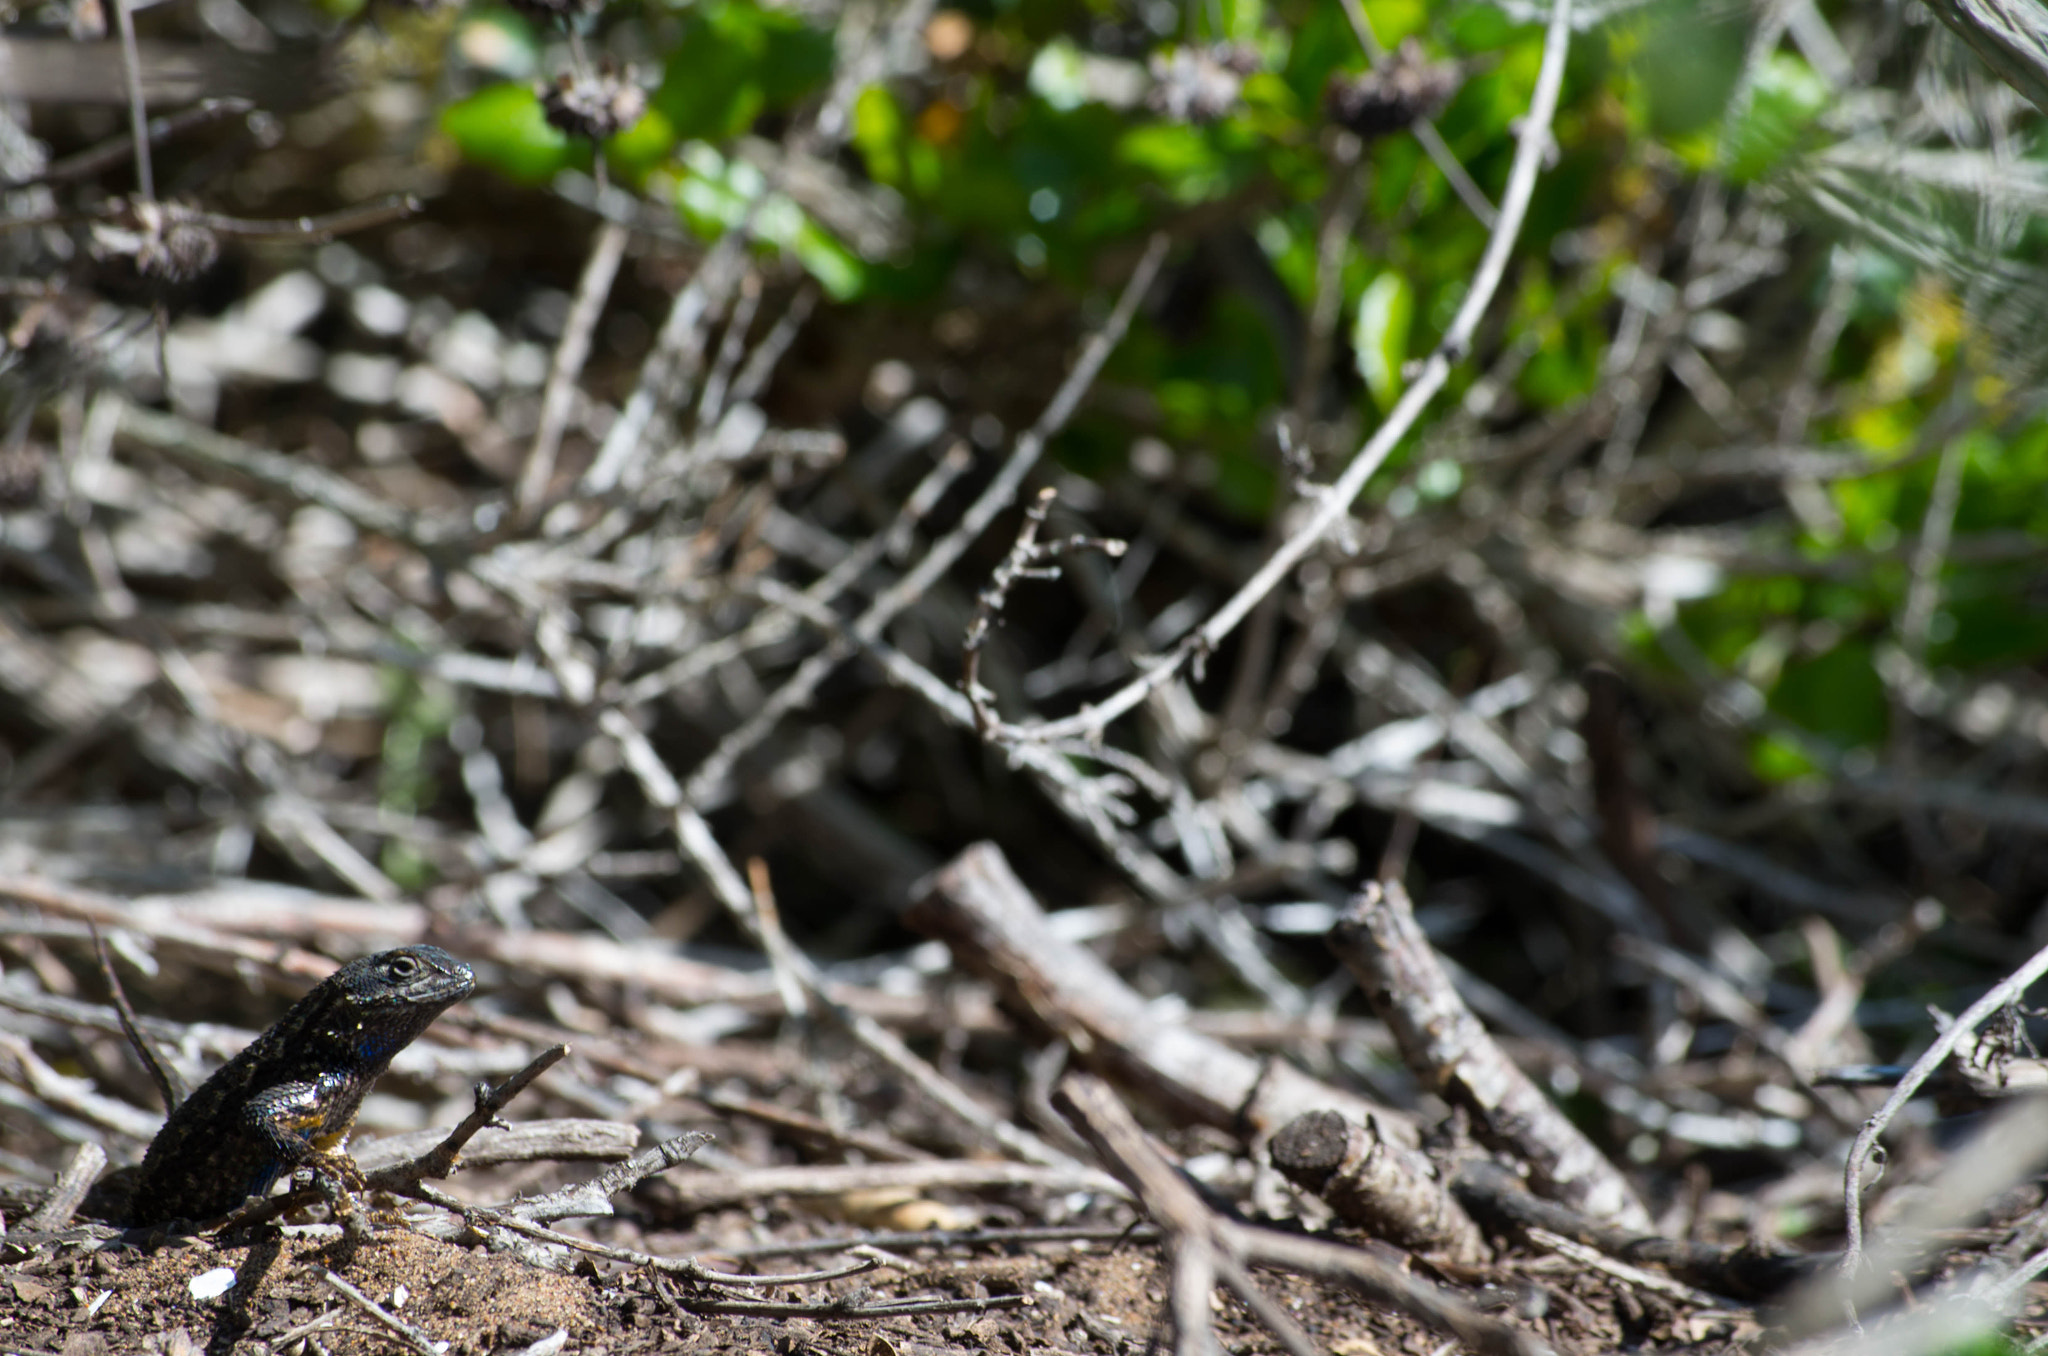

[334,945,476,1062]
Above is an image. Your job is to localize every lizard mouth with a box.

[404,974,475,1006]
[394,968,477,1008]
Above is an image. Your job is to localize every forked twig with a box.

[962,486,1127,734]
[367,1044,571,1192]
[1840,937,2048,1281]
[677,232,1170,806]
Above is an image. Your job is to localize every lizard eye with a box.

[389,954,419,979]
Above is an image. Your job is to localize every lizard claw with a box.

[323,1152,369,1194]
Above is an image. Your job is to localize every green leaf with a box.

[653,2,834,143]
[1629,0,1746,140]
[1931,590,2048,669]
[1749,732,1820,784]
[439,83,575,185]
[1353,271,1414,412]
[1215,0,1268,44]
[1769,640,1888,749]
[1362,0,1426,47]
[605,108,677,187]
[853,85,907,188]
[1720,53,1829,183]
[1117,124,1230,204]
[786,215,867,301]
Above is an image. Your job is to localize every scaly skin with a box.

[124,945,474,1226]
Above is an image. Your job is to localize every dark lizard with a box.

[122,945,475,1227]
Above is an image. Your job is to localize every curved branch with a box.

[980,0,1575,746]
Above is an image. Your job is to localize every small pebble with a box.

[188,1267,236,1301]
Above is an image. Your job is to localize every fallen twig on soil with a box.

[618,1157,1123,1218]
[908,842,1406,1138]
[352,1119,638,1175]
[316,1266,442,1356]
[1266,1110,1486,1262]
[1328,879,1650,1229]
[1055,1071,1557,1356]
[909,843,1493,1249]
[22,1141,105,1233]
[1448,1157,1816,1304]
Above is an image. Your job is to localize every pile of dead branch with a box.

[8,0,2048,1353]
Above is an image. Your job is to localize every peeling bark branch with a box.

[1327,880,1651,1230]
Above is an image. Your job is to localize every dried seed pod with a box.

[1324,39,1462,141]
[540,63,646,142]
[1145,42,1261,124]
[89,199,221,287]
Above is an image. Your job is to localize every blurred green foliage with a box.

[378,671,457,890]
[432,0,2048,785]
[442,81,580,183]
[1924,1336,2025,1356]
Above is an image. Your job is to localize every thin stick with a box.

[1169,1232,1224,1356]
[19,98,252,189]
[90,923,186,1112]
[744,856,810,1020]
[695,269,762,425]
[195,196,420,239]
[109,0,155,204]
[520,219,628,519]
[630,1157,1127,1218]
[317,1270,442,1356]
[366,1044,570,1191]
[714,1222,1162,1260]
[962,487,1127,734]
[679,1293,1026,1319]
[1840,937,2048,1278]
[489,1132,714,1224]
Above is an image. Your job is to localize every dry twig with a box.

[1327,879,1651,1229]
[1056,1072,1555,1356]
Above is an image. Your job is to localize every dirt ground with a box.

[5,921,2047,1356]
[3,1196,1773,1356]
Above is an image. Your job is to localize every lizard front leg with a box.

[246,1076,371,1213]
